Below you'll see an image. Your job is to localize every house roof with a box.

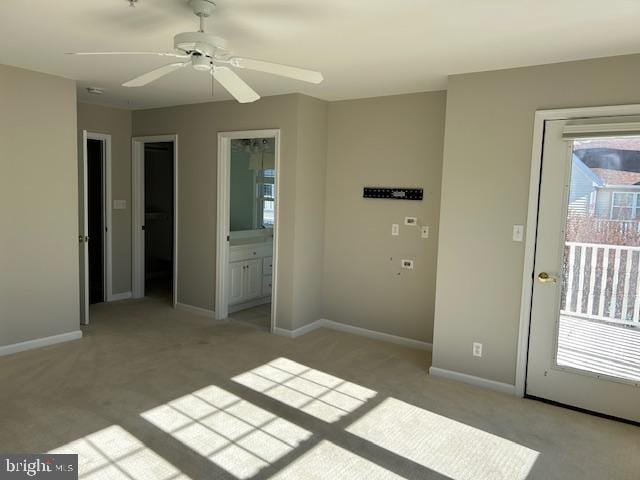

[590,168,640,186]
[574,138,640,152]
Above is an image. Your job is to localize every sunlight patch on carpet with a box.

[49,425,191,480]
[232,357,377,422]
[346,398,538,480]
[141,385,311,479]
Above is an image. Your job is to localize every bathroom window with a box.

[256,169,275,228]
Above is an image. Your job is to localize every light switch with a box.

[512,224,524,242]
[404,217,417,226]
[421,226,429,239]
[391,224,399,236]
[113,200,127,210]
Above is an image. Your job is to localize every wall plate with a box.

[401,259,414,269]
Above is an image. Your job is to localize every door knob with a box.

[538,272,557,284]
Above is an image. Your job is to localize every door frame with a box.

[86,132,113,303]
[215,129,280,332]
[131,135,179,307]
[516,103,640,397]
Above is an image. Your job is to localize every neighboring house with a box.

[568,154,602,217]
[570,154,640,220]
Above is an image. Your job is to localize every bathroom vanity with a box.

[228,237,273,312]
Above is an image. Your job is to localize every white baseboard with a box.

[0,330,83,357]
[108,291,132,302]
[321,319,432,351]
[429,366,516,395]
[273,318,432,351]
[175,302,215,318]
[273,319,325,338]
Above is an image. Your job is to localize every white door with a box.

[244,259,262,300]
[228,261,244,305]
[527,118,640,423]
[78,130,89,325]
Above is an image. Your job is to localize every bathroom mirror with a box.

[230,137,276,233]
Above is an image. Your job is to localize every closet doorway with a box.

[78,131,112,325]
[132,135,178,306]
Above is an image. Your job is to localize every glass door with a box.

[527,119,640,423]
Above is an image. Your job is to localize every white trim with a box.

[109,291,132,301]
[86,132,113,303]
[175,302,215,318]
[516,103,640,398]
[272,319,326,338]
[428,367,516,396]
[321,319,432,351]
[215,129,281,337]
[272,318,433,351]
[131,135,179,307]
[0,331,83,357]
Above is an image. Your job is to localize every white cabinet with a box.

[228,258,263,306]
[245,259,263,299]
[228,242,273,308]
[228,261,245,305]
[262,276,272,297]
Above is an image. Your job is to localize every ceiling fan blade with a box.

[230,57,323,84]
[67,51,189,58]
[123,62,190,87]
[212,66,260,103]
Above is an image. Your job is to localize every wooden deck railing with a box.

[561,242,640,325]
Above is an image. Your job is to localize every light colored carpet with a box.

[0,297,638,479]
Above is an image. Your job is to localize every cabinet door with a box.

[228,261,244,305]
[244,259,263,300]
[262,275,272,297]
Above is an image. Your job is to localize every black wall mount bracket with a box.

[363,187,423,201]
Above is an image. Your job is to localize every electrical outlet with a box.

[404,217,417,226]
[473,342,483,357]
[421,226,429,238]
[401,259,414,269]
[392,224,399,236]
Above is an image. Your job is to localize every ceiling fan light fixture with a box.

[192,55,211,72]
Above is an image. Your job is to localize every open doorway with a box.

[78,131,112,325]
[132,136,178,306]
[87,138,105,304]
[216,130,280,332]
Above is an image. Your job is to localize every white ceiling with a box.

[2,0,640,109]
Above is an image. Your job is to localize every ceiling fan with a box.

[68,0,323,103]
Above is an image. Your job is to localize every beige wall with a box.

[0,65,79,345]
[323,92,446,342]
[292,96,328,329]
[132,94,327,330]
[432,53,640,385]
[77,103,132,295]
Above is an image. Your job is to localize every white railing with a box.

[561,242,640,325]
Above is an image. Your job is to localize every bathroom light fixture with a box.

[86,87,104,95]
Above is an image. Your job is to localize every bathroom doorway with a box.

[216,130,280,331]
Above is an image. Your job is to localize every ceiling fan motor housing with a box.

[174,31,227,58]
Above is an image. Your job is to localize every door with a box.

[229,261,244,305]
[527,118,640,423]
[87,139,104,304]
[244,259,262,300]
[77,130,89,325]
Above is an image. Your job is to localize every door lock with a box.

[537,272,557,284]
